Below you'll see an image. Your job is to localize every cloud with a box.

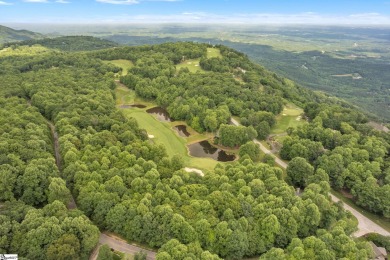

[23,0,49,2]
[96,0,139,4]
[22,0,70,3]
[0,1,12,5]
[96,0,180,4]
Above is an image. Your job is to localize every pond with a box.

[188,140,235,162]
[119,104,146,109]
[146,107,173,122]
[174,125,191,137]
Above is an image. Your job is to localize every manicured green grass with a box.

[124,109,188,157]
[331,189,390,233]
[122,109,218,171]
[116,85,219,172]
[176,58,204,73]
[271,103,305,134]
[103,59,133,76]
[207,47,222,58]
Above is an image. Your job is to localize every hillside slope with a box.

[3,35,119,52]
[0,25,42,44]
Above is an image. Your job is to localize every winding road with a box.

[230,118,389,237]
[90,234,157,260]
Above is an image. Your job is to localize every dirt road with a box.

[231,118,389,237]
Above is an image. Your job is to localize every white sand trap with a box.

[195,64,199,66]
[148,135,155,139]
[296,116,302,121]
[187,62,192,64]
[184,167,204,177]
[282,113,287,116]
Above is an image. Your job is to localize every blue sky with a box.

[1,0,390,24]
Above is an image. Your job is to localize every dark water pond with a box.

[188,140,235,162]
[146,107,173,122]
[119,104,146,109]
[131,104,146,108]
[174,125,191,137]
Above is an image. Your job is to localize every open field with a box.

[176,58,204,73]
[0,45,51,57]
[207,47,222,58]
[271,103,305,134]
[103,59,133,76]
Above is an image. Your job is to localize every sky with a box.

[1,0,390,25]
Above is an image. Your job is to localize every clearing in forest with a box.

[207,47,222,58]
[116,84,220,171]
[103,59,133,76]
[271,103,305,134]
[176,58,204,73]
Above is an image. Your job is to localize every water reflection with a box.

[174,125,191,137]
[146,107,173,122]
[188,140,235,162]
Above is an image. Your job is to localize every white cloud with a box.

[96,0,139,4]
[96,0,180,4]
[0,1,12,5]
[23,0,49,2]
[22,0,71,3]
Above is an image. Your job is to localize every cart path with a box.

[90,233,157,260]
[230,118,389,237]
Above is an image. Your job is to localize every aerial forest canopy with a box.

[0,39,388,259]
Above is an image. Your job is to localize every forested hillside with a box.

[0,25,42,44]
[2,36,118,52]
[0,39,387,259]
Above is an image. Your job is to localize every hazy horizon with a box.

[1,0,390,25]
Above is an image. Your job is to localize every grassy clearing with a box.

[103,59,133,76]
[207,47,222,58]
[271,103,305,134]
[0,45,51,57]
[123,109,188,157]
[331,189,390,233]
[122,109,218,171]
[116,85,219,171]
[176,58,204,73]
[115,83,155,107]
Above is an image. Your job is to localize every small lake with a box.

[119,104,147,109]
[146,107,173,122]
[174,125,191,137]
[188,140,235,162]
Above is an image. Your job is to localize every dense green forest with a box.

[0,38,388,259]
[2,36,118,52]
[100,32,390,122]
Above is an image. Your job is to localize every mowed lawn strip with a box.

[271,103,305,134]
[123,109,188,157]
[122,109,219,171]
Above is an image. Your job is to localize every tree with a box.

[239,142,260,161]
[286,157,314,188]
[97,245,113,260]
[47,177,72,205]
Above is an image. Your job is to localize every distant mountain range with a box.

[0,25,43,44]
